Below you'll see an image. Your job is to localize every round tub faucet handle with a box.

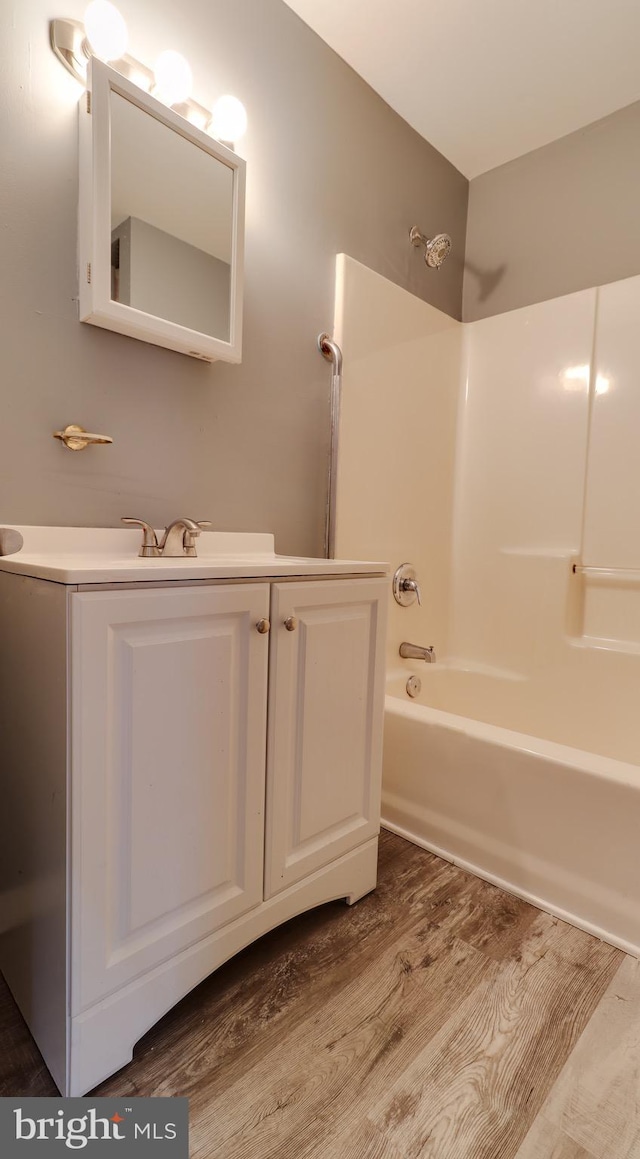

[393,563,422,607]
[402,577,422,605]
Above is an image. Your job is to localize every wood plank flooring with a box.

[1,830,639,1158]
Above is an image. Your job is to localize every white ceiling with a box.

[282,0,640,178]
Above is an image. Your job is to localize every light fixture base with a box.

[51,18,150,88]
[50,18,88,85]
[50,16,238,143]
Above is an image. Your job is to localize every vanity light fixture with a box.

[153,50,193,106]
[84,0,128,62]
[210,95,248,144]
[50,7,248,146]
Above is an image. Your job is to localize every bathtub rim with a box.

[384,688,640,788]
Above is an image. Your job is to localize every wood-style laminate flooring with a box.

[1,830,639,1158]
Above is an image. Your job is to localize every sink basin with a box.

[0,526,389,585]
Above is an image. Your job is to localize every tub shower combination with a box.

[329,252,640,959]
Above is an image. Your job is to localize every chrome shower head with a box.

[410,226,452,269]
[425,233,452,269]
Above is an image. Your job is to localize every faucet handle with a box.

[393,563,422,607]
[403,578,422,605]
[121,517,160,558]
[182,520,213,556]
[181,519,212,557]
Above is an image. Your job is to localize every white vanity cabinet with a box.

[0,563,387,1097]
[71,584,271,1013]
[265,580,385,897]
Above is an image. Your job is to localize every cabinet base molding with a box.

[68,838,378,1096]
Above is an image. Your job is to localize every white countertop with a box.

[0,527,389,585]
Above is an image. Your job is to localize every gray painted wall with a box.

[0,0,467,555]
[113,218,231,339]
[464,99,640,322]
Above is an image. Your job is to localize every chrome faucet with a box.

[399,642,436,662]
[159,518,204,557]
[122,517,213,558]
[121,518,160,557]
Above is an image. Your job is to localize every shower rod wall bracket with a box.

[318,332,343,374]
[317,332,343,560]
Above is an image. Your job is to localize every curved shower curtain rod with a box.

[318,332,343,560]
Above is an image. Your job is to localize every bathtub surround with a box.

[0,0,466,553]
[335,255,640,955]
[336,256,640,761]
[464,98,640,321]
[333,254,462,671]
[451,276,640,761]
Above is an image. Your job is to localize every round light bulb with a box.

[210,95,248,143]
[153,51,193,106]
[84,1,128,62]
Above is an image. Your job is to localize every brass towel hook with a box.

[53,424,113,451]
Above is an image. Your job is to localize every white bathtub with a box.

[382,670,640,956]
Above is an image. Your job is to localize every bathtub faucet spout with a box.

[399,642,436,662]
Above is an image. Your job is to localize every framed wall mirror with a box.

[79,59,245,362]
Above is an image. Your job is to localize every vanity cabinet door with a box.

[70,584,270,1014]
[264,578,388,898]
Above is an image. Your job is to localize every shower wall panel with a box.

[333,255,462,671]
[583,273,640,570]
[449,289,596,670]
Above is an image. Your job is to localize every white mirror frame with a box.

[79,59,245,363]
